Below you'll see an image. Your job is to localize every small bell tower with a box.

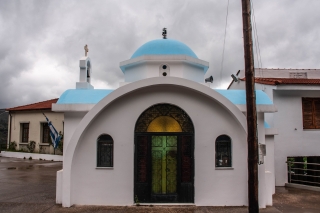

[76,44,94,89]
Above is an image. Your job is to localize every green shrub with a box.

[135,195,140,205]
[57,132,64,154]
[27,141,36,153]
[8,141,17,151]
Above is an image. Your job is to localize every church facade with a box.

[53,38,277,207]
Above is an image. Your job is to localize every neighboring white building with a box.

[228,68,320,186]
[6,99,64,154]
[53,38,277,208]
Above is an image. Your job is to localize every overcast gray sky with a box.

[1,0,320,109]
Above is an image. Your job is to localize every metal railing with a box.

[287,159,320,187]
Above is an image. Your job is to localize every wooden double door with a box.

[134,133,194,203]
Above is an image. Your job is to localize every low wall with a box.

[286,183,320,192]
[0,151,63,161]
[56,169,63,204]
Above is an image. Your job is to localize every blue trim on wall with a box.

[215,90,273,105]
[57,89,114,104]
[131,39,198,59]
[264,121,271,128]
[57,89,273,106]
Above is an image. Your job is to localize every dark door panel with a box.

[134,133,194,203]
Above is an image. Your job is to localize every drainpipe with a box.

[8,111,12,149]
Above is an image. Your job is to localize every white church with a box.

[53,34,277,208]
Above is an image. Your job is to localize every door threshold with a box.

[135,203,195,206]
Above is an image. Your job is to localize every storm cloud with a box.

[1,0,319,108]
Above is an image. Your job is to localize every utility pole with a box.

[241,0,259,212]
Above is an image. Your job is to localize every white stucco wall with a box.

[124,63,148,82]
[56,169,63,204]
[58,77,254,207]
[257,113,267,208]
[265,135,276,206]
[228,79,320,187]
[70,85,247,206]
[273,90,320,186]
[122,57,207,83]
[63,112,87,155]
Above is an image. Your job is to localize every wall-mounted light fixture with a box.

[205,76,213,83]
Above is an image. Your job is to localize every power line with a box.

[252,3,260,69]
[251,0,264,90]
[219,0,230,88]
[251,1,263,71]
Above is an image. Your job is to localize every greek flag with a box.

[43,113,61,149]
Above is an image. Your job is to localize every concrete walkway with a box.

[1,157,320,213]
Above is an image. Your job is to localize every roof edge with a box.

[6,98,58,111]
[240,77,320,85]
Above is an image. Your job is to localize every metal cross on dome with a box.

[162,28,167,39]
[84,44,89,56]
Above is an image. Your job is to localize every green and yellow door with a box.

[151,136,177,196]
[134,104,194,203]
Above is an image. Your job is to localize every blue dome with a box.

[131,39,198,59]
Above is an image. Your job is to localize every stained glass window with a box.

[97,134,113,167]
[135,104,194,133]
[215,135,231,167]
[147,116,182,132]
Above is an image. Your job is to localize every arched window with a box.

[97,134,113,167]
[215,135,231,167]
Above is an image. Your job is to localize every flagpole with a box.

[42,112,61,152]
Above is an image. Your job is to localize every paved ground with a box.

[0,156,320,213]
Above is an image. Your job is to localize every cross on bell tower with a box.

[84,44,89,56]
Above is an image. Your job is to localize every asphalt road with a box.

[0,156,320,213]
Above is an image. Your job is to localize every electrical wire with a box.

[251,0,265,90]
[252,2,261,70]
[219,0,230,88]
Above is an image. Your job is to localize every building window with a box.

[42,123,51,143]
[215,135,231,167]
[21,123,29,142]
[302,98,320,129]
[97,134,113,167]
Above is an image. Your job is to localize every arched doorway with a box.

[134,104,194,203]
